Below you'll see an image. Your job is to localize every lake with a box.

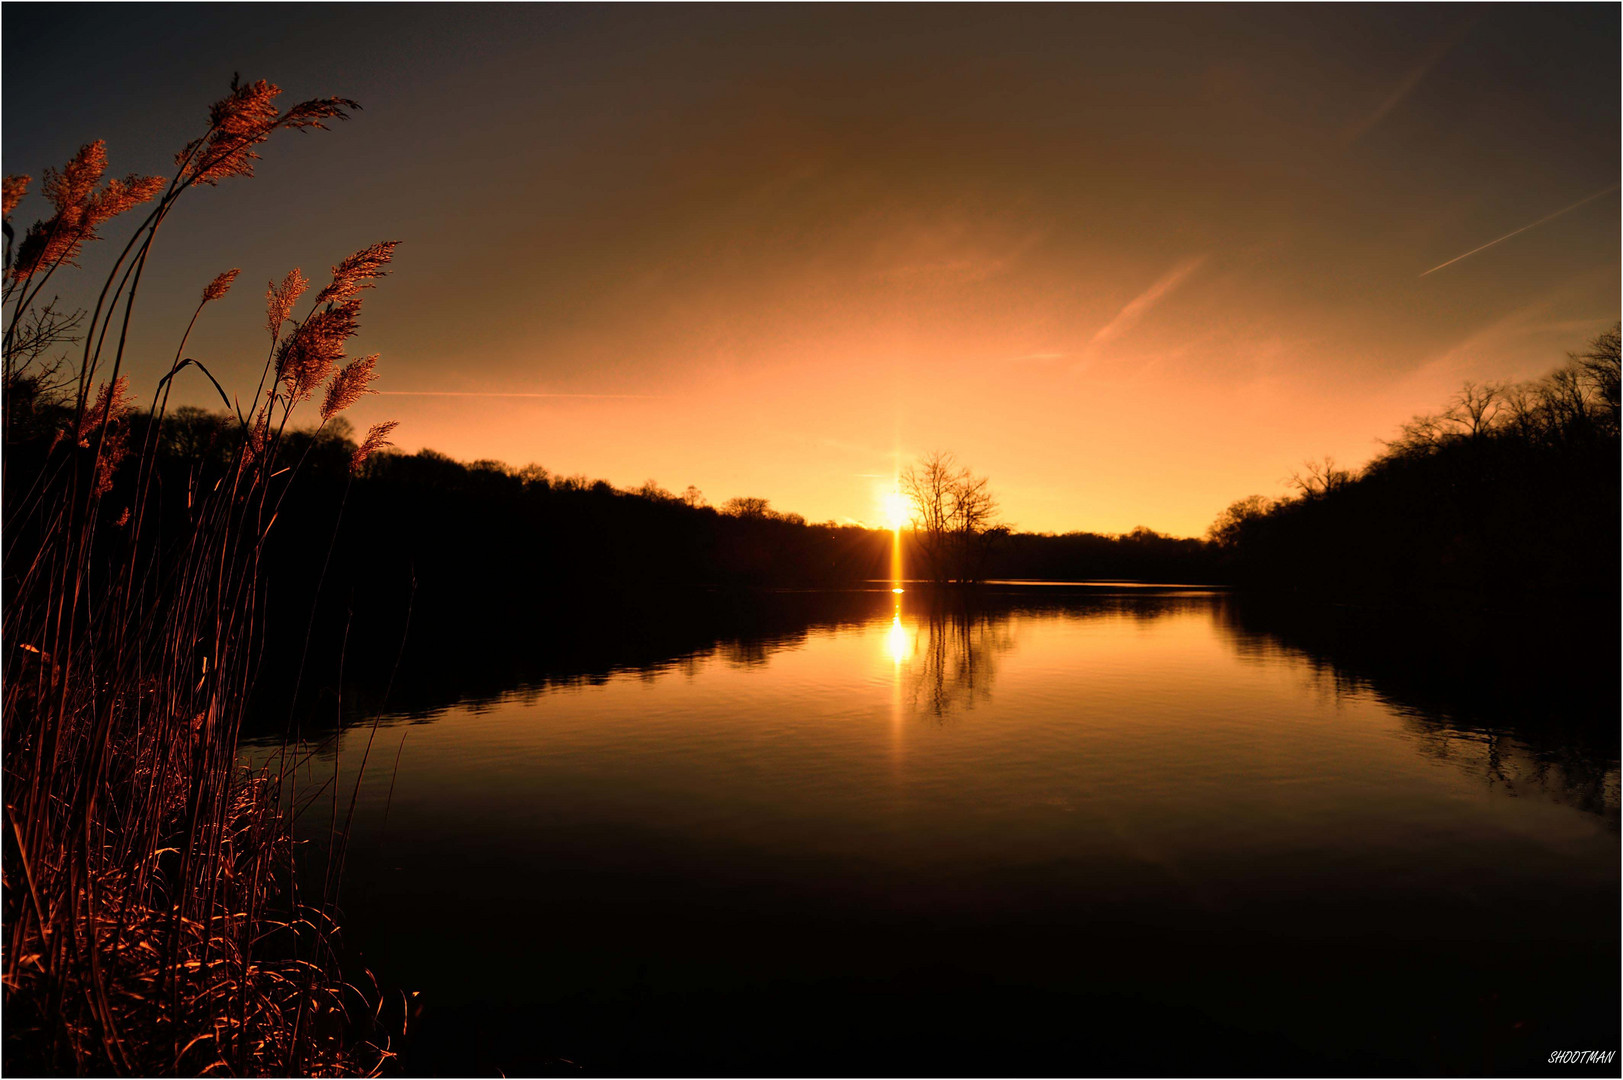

[259,586,1620,1076]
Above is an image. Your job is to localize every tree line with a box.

[1206,325,1620,611]
[7,322,1613,699]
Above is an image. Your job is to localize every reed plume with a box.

[8,142,163,282]
[322,354,379,421]
[3,77,398,1076]
[265,268,309,339]
[201,267,241,304]
[276,298,360,405]
[351,420,399,471]
[315,241,400,306]
[177,77,358,187]
[70,376,135,495]
[4,175,31,217]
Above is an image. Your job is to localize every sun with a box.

[882,491,911,531]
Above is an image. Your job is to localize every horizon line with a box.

[376,390,660,399]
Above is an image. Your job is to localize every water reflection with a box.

[893,601,1016,720]
[885,606,911,665]
[265,589,1620,828]
[265,585,1618,1076]
[1220,597,1620,824]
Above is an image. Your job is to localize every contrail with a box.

[1341,18,1474,147]
[1420,184,1619,277]
[376,390,658,399]
[1088,254,1206,348]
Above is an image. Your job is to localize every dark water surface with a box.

[259,588,1619,1076]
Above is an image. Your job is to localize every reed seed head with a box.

[265,268,308,339]
[84,173,166,228]
[201,268,241,304]
[44,140,108,215]
[314,241,400,306]
[276,297,360,405]
[179,78,358,187]
[78,377,136,497]
[2,174,29,217]
[9,144,162,281]
[320,353,379,421]
[351,419,398,472]
[77,376,134,446]
[241,407,270,470]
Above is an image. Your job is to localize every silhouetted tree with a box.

[901,450,1003,583]
[1445,380,1506,438]
[637,478,675,502]
[1,299,81,438]
[1206,495,1274,549]
[1574,324,1620,433]
[723,495,773,518]
[1286,456,1354,499]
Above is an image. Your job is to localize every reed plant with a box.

[3,77,400,1074]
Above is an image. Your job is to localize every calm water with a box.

[264,588,1619,1076]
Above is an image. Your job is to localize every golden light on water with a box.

[886,610,911,665]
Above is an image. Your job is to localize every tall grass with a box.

[3,78,400,1074]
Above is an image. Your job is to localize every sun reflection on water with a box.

[886,609,911,665]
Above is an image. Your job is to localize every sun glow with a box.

[882,491,910,532]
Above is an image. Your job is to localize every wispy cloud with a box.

[1340,19,1473,147]
[1419,184,1619,277]
[1088,255,1207,349]
[872,223,1046,286]
[1006,351,1067,364]
[1402,297,1566,388]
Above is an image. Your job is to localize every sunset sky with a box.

[4,4,1617,535]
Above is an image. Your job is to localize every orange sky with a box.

[5,6,1618,535]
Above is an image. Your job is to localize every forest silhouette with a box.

[1209,326,1619,610]
[6,325,1616,736]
